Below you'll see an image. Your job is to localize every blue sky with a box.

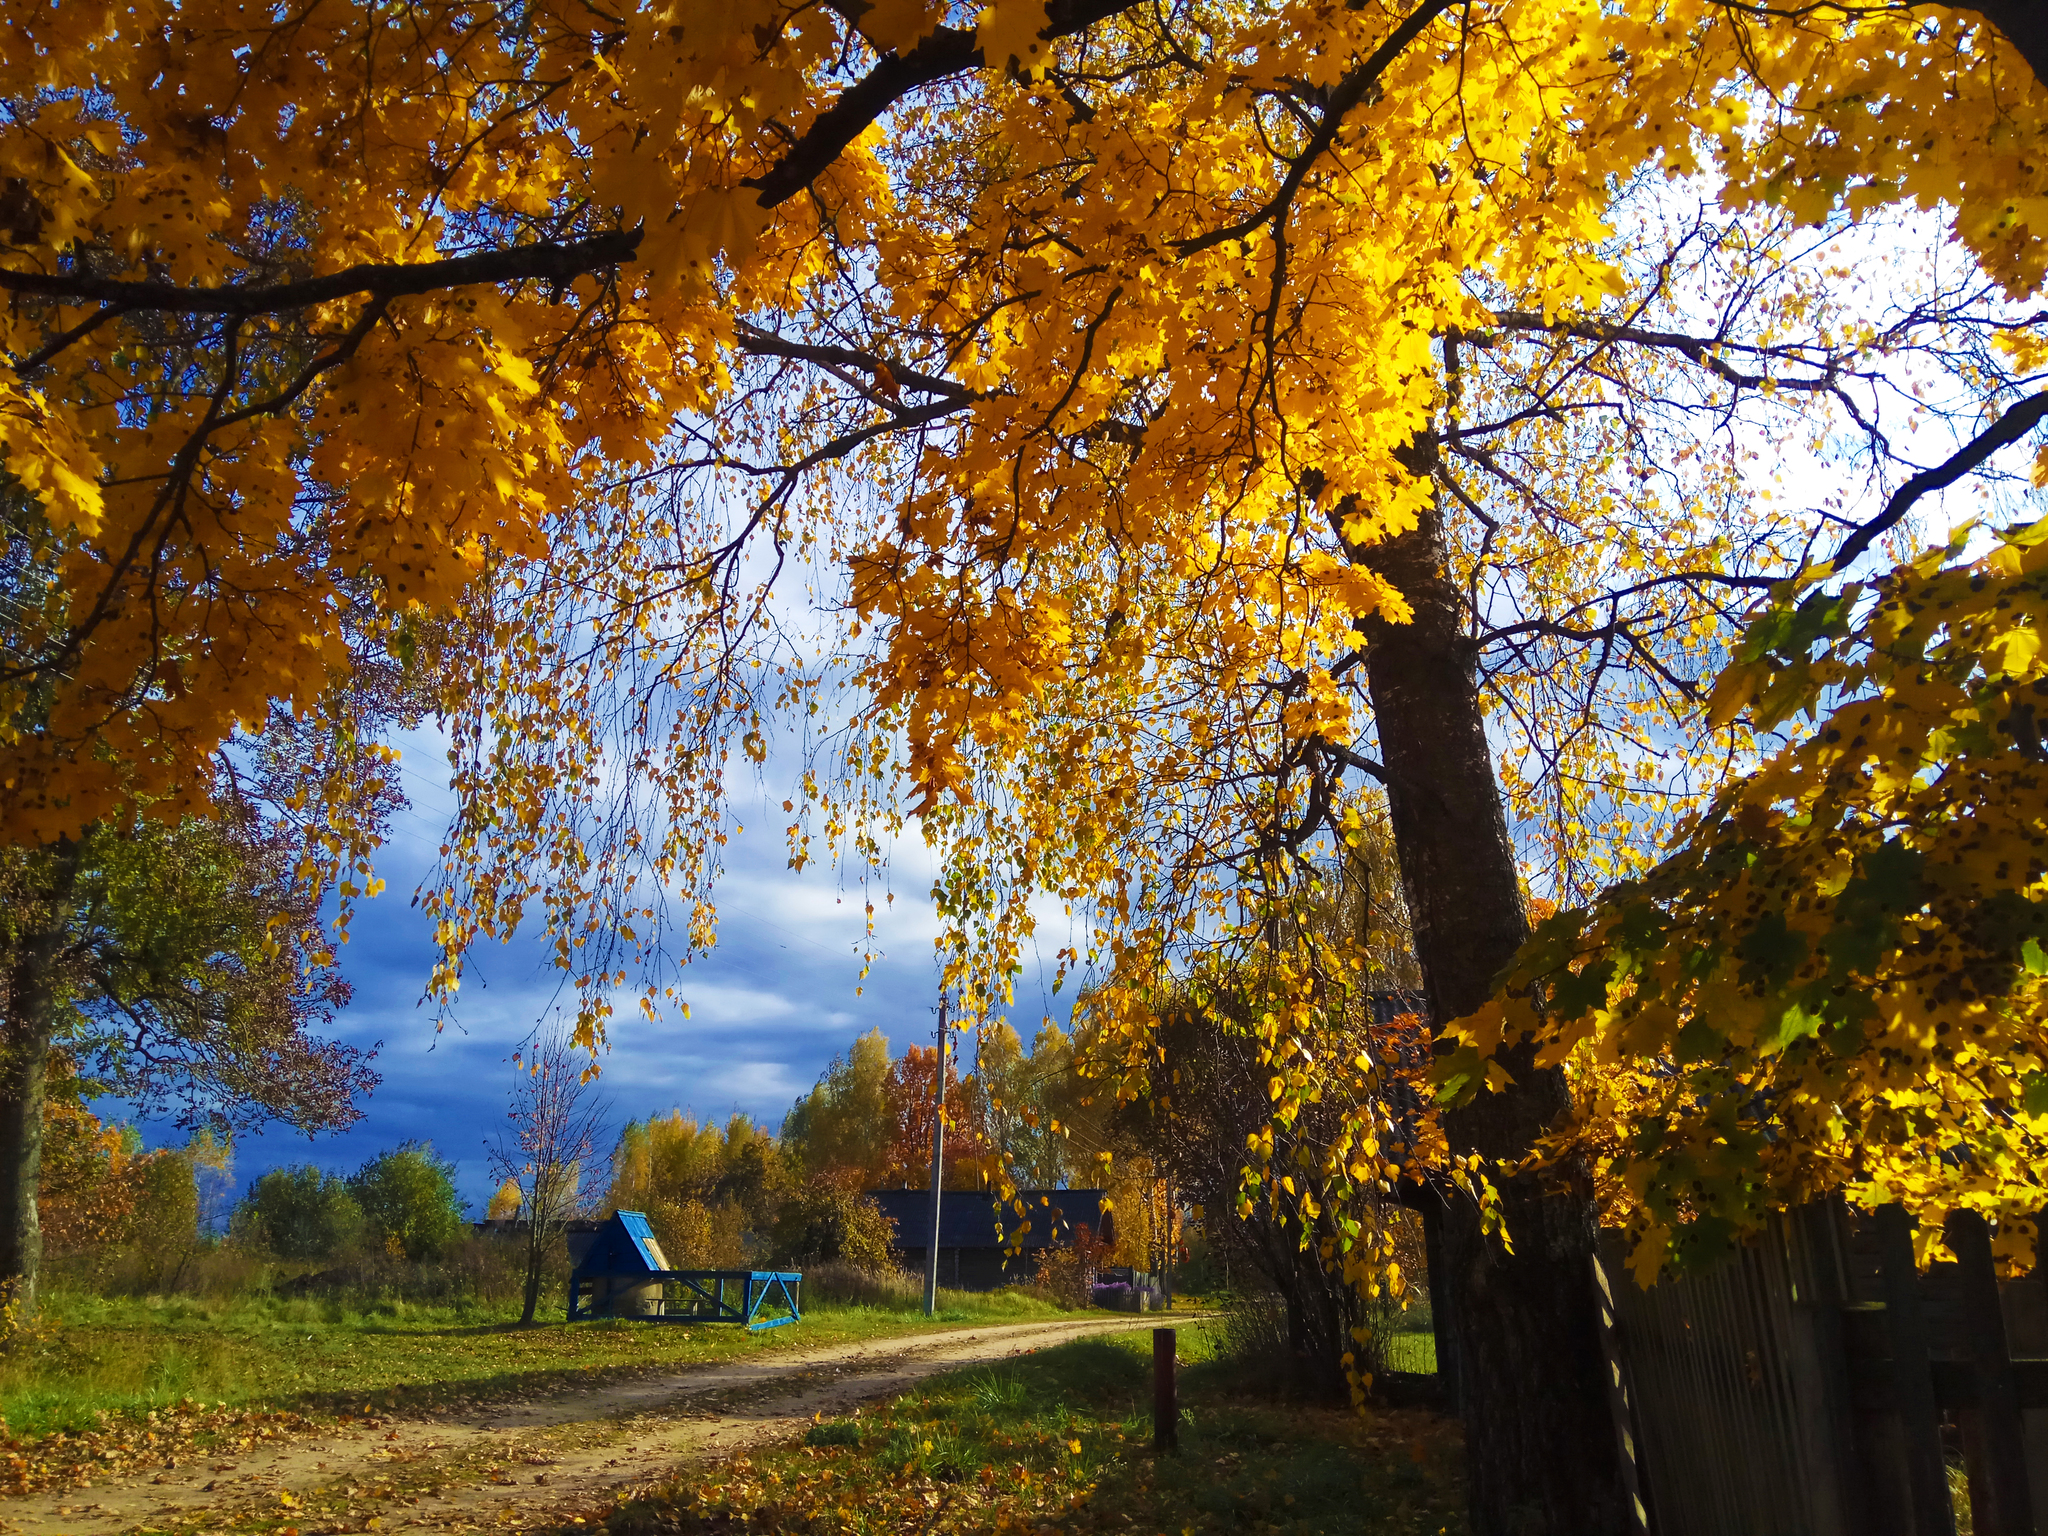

[149,727,1078,1217]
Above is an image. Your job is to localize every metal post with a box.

[1153,1326,1178,1453]
[924,995,948,1316]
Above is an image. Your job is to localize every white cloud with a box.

[668,981,799,1027]
[700,1059,806,1105]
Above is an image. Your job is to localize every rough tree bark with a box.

[1350,464,1626,1536]
[0,837,79,1314]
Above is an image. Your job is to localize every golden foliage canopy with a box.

[13,0,2048,1291]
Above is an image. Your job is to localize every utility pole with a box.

[923,992,948,1316]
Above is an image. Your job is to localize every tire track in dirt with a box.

[5,1313,1188,1535]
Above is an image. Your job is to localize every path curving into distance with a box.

[7,1312,1193,1535]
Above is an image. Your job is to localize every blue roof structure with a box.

[568,1210,670,1278]
[867,1188,1112,1250]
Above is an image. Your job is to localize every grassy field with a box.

[0,1284,1067,1439]
[1384,1330,1437,1375]
[592,1320,1467,1536]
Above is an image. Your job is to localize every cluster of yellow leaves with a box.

[1453,517,2048,1278]
[0,0,873,843]
[813,3,2048,1327]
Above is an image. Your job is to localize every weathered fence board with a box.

[1598,1203,2048,1536]
[1600,1215,1853,1536]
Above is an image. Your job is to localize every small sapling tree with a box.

[489,1025,610,1323]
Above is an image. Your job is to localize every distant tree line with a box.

[234,1143,470,1264]
[34,1013,1229,1313]
[591,1019,1185,1283]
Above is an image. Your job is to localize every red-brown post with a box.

[1153,1326,1178,1454]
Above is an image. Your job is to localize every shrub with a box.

[234,1165,363,1261]
[1215,1289,1369,1401]
[1216,1292,1297,1394]
[349,1143,468,1262]
[770,1178,897,1271]
[126,1152,201,1287]
[1032,1244,1094,1309]
[1032,1220,1110,1309]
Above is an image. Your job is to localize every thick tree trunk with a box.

[1357,487,1625,1536]
[0,838,79,1314]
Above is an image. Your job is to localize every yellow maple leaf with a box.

[976,0,1051,76]
[861,0,943,54]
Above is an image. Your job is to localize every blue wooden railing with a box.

[568,1268,802,1329]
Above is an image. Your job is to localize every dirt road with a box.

[6,1313,1177,1536]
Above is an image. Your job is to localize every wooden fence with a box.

[1600,1202,2048,1536]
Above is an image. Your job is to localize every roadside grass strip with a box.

[582,1325,1466,1536]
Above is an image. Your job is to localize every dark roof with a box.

[567,1211,669,1276]
[867,1188,1111,1250]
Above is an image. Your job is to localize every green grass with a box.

[1383,1330,1438,1375]
[597,1321,1467,1536]
[0,1283,1068,1439]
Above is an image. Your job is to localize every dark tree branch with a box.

[11,302,124,374]
[1831,388,2048,570]
[733,321,974,400]
[744,0,1150,210]
[0,231,642,328]
[1477,570,1779,648]
[213,299,393,431]
[1486,310,1846,393]
[1174,0,1457,257]
[1315,737,1388,782]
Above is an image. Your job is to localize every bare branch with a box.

[1830,388,2048,570]
[734,322,974,401]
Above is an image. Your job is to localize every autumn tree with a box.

[880,1041,983,1189]
[233,1166,365,1263]
[0,0,873,1311]
[35,1055,225,1289]
[769,1177,901,1272]
[410,16,2048,1532]
[0,795,380,1307]
[35,1053,142,1266]
[350,1143,467,1264]
[23,2,2048,1529]
[604,1109,784,1269]
[966,1020,1106,1190]
[780,1031,898,1187]
[414,12,2046,1525]
[489,1023,611,1322]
